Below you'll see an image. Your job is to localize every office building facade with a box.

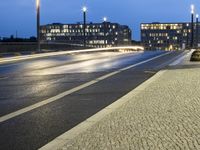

[40,22,132,48]
[141,22,200,50]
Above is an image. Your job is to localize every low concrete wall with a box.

[0,42,84,53]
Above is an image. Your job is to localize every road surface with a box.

[0,50,184,150]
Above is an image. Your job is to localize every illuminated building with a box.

[40,22,132,48]
[141,22,200,50]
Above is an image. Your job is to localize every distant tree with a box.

[1,36,37,42]
[29,36,37,42]
[10,35,14,40]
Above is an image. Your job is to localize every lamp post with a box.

[191,4,195,48]
[36,0,40,52]
[167,36,170,50]
[196,14,199,48]
[82,6,87,48]
[186,23,189,48]
[103,17,107,47]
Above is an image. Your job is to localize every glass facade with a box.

[40,22,132,48]
[141,22,200,50]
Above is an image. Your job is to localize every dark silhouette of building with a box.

[141,22,200,50]
[0,36,37,42]
[40,22,132,48]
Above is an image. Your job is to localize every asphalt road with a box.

[0,50,184,150]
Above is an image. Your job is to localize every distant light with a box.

[103,17,107,22]
[191,4,195,14]
[196,14,199,18]
[82,6,87,12]
[36,0,40,8]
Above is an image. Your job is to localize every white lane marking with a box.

[170,50,193,66]
[0,52,171,123]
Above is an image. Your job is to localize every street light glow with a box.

[82,6,87,12]
[196,14,199,18]
[191,4,195,14]
[103,17,107,22]
[36,0,40,8]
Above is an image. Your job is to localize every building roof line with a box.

[140,22,190,25]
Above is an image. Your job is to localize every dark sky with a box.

[0,0,199,40]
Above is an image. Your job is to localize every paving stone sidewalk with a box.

[60,58,200,150]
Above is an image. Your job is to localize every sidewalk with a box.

[42,51,200,150]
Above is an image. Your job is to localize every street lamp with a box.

[82,6,87,48]
[36,0,40,52]
[196,14,199,47]
[186,23,189,48]
[103,17,107,22]
[191,4,195,48]
[103,17,107,47]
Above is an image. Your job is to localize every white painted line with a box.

[39,70,167,150]
[170,50,193,66]
[0,46,144,64]
[0,51,171,123]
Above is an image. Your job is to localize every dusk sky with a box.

[0,0,199,40]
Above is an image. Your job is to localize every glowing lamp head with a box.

[36,0,40,8]
[82,6,87,12]
[196,14,199,19]
[103,17,107,22]
[191,4,195,14]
